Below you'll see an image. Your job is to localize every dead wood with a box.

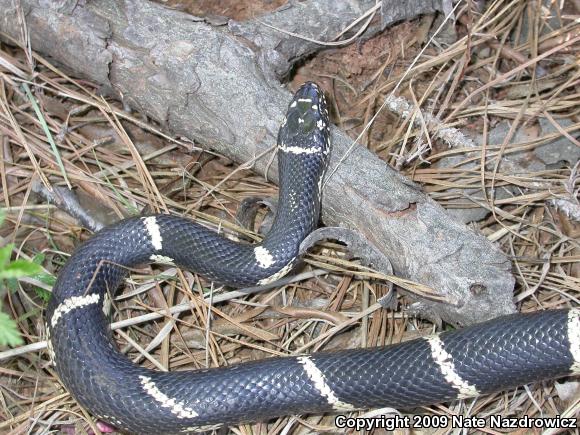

[0,0,515,325]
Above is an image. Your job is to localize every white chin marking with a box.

[297,356,356,411]
[568,309,580,373]
[257,259,294,285]
[142,216,163,250]
[254,246,274,269]
[426,335,479,399]
[51,293,101,328]
[139,376,198,419]
[180,424,223,433]
[278,144,322,155]
[150,254,175,265]
[297,98,312,103]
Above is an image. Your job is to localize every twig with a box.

[32,179,104,232]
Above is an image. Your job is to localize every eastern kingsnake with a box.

[46,83,580,434]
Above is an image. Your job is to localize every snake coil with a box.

[46,83,580,434]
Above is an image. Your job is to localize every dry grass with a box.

[0,0,579,433]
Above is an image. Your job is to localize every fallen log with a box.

[0,0,516,325]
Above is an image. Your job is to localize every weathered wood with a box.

[0,0,516,325]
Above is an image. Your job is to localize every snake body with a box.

[46,83,580,434]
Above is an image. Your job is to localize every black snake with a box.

[46,82,580,434]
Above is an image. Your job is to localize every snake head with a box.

[278,82,330,157]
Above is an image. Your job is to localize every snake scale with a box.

[46,82,580,434]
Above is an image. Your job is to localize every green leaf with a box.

[0,310,23,346]
[0,259,43,279]
[0,243,13,267]
[33,286,52,303]
[5,278,18,293]
[32,253,46,264]
[35,273,56,287]
[31,253,56,288]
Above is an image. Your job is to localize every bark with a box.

[0,0,516,325]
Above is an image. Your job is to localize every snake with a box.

[46,82,580,434]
